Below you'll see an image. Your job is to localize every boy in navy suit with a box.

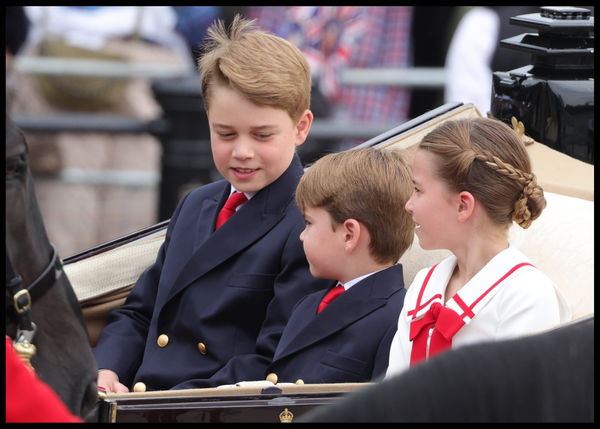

[265,147,415,384]
[94,15,332,392]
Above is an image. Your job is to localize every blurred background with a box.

[5,6,594,258]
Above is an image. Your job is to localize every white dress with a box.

[385,244,571,378]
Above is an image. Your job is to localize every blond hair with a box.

[198,14,311,123]
[296,148,415,264]
[419,117,546,229]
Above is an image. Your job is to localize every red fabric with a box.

[317,284,345,314]
[409,302,465,366]
[5,337,83,423]
[215,192,248,230]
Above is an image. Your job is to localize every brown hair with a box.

[296,147,415,264]
[198,14,311,123]
[419,117,546,229]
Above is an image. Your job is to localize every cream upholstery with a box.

[66,231,165,303]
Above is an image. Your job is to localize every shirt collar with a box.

[340,267,388,291]
[229,185,254,201]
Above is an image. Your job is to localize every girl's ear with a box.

[457,191,476,222]
[342,218,361,252]
[294,109,314,147]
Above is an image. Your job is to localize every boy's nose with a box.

[232,138,253,159]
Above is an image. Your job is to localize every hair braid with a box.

[473,153,543,228]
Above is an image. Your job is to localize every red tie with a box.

[317,284,345,314]
[215,192,248,230]
[408,302,465,366]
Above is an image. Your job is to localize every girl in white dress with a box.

[386,118,571,378]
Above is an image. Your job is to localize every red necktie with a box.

[409,302,465,366]
[317,284,345,314]
[215,192,248,230]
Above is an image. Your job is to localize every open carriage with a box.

[59,103,593,422]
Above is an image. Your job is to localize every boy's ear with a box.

[294,109,313,147]
[342,218,361,252]
[456,191,476,222]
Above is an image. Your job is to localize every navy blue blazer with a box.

[93,155,332,390]
[266,264,406,384]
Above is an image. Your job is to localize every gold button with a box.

[295,379,304,385]
[266,373,278,384]
[197,342,207,355]
[157,334,169,347]
[133,382,146,392]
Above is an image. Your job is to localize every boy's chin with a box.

[227,177,263,195]
[225,173,276,195]
[309,266,334,281]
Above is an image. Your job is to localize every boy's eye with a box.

[255,133,272,139]
[218,132,236,138]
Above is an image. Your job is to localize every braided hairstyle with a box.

[419,118,546,229]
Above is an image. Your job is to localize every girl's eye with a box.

[256,133,272,139]
[219,133,235,138]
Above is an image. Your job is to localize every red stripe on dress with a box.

[408,264,438,319]
[453,293,475,319]
[468,262,534,311]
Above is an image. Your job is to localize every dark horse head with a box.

[5,115,99,421]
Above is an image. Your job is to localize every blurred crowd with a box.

[6,6,541,257]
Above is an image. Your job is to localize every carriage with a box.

[44,102,591,422]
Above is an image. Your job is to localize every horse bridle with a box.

[6,242,63,369]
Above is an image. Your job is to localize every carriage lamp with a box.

[490,6,594,164]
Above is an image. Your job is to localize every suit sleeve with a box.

[173,220,332,389]
[372,288,407,380]
[92,192,190,386]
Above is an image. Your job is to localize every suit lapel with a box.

[164,155,304,306]
[275,265,404,361]
[192,190,224,252]
[273,293,324,357]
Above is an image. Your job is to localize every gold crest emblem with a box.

[279,408,294,423]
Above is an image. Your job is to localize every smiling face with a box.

[404,149,460,250]
[299,206,345,280]
[207,85,311,194]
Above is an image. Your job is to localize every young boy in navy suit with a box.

[94,15,332,393]
[265,147,415,384]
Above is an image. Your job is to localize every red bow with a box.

[409,302,465,366]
